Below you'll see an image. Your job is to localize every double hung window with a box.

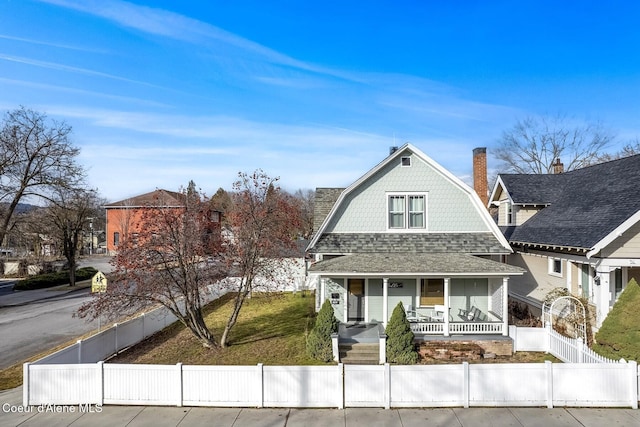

[388,193,426,229]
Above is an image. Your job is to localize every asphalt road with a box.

[0,256,113,369]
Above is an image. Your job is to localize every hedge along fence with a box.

[23,360,639,409]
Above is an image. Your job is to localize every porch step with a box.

[339,342,379,365]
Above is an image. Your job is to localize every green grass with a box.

[13,267,98,290]
[593,279,640,362]
[109,291,327,365]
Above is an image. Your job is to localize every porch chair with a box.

[404,304,427,322]
[432,305,446,322]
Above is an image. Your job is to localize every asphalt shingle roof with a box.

[501,154,640,249]
[311,232,510,255]
[309,253,524,275]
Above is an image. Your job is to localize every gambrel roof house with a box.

[306,144,524,345]
[489,154,640,328]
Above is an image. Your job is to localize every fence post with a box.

[98,361,104,406]
[176,363,183,407]
[545,322,552,354]
[257,363,264,408]
[384,363,390,410]
[337,363,344,409]
[509,325,517,352]
[331,333,339,362]
[629,360,638,409]
[545,360,553,408]
[576,337,584,363]
[22,363,29,407]
[114,323,119,355]
[463,362,469,408]
[141,313,146,339]
[77,340,83,363]
[379,333,386,364]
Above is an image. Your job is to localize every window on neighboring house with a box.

[113,232,120,246]
[614,268,623,299]
[388,193,426,229]
[505,200,513,225]
[420,278,444,306]
[548,257,563,277]
[401,156,411,167]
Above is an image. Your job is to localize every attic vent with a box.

[401,156,411,167]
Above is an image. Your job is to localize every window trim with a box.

[548,257,563,277]
[386,192,427,231]
[419,278,444,307]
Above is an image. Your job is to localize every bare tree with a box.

[493,114,615,174]
[596,138,640,162]
[78,186,227,348]
[0,107,84,248]
[293,188,315,239]
[42,188,102,286]
[220,170,303,348]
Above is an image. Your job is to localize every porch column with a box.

[319,278,326,312]
[383,278,389,327]
[502,277,509,336]
[444,278,450,337]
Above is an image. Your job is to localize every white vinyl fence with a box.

[23,360,638,409]
[33,286,228,365]
[509,324,621,364]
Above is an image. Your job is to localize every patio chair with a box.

[405,305,428,322]
[432,305,446,322]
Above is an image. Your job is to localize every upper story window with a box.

[388,193,426,229]
[401,156,411,167]
[505,201,513,225]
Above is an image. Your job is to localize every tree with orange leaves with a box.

[220,170,303,348]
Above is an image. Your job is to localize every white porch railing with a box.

[410,321,503,335]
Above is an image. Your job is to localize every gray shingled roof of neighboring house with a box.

[309,253,524,275]
[312,187,344,233]
[311,233,510,255]
[498,174,566,205]
[501,154,640,249]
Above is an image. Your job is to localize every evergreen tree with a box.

[306,299,339,362]
[385,302,418,364]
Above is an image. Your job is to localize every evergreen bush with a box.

[385,302,418,364]
[306,299,339,362]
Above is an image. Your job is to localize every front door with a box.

[347,279,365,321]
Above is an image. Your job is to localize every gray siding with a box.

[325,149,489,233]
[601,221,640,258]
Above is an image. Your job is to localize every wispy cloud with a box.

[0,34,107,53]
[0,54,164,88]
[0,77,169,107]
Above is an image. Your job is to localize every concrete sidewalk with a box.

[2,387,639,427]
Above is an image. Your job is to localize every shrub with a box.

[306,299,339,362]
[386,302,418,364]
[13,267,98,291]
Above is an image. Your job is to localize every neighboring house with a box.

[489,154,640,328]
[104,189,222,255]
[306,144,524,338]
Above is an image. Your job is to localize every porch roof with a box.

[308,253,525,276]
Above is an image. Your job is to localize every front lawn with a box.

[109,292,326,365]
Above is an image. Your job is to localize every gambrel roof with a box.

[307,143,512,255]
[492,154,640,254]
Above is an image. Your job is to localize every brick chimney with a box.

[473,147,488,206]
[552,158,564,174]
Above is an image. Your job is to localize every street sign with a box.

[91,271,108,293]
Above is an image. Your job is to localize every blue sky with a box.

[1,0,639,201]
